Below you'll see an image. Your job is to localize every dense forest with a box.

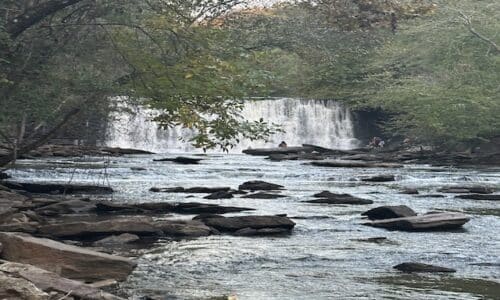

[1,0,499,162]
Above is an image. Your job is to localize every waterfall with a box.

[104,98,360,153]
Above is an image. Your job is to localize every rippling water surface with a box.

[8,154,500,300]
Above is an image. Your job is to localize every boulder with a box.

[393,262,456,273]
[204,191,234,199]
[305,191,373,205]
[155,220,212,237]
[150,186,231,193]
[93,233,140,246]
[363,212,470,231]
[361,205,417,220]
[455,194,500,201]
[233,227,292,236]
[201,215,295,232]
[311,160,403,168]
[3,182,113,194]
[38,216,160,238]
[0,271,49,300]
[153,156,202,164]
[238,181,284,191]
[438,186,494,194]
[172,202,253,214]
[241,192,287,199]
[35,199,96,216]
[0,262,125,299]
[242,146,314,156]
[0,232,136,281]
[361,175,396,182]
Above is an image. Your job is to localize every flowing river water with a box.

[8,154,500,300]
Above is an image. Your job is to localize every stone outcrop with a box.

[3,182,113,194]
[361,205,417,220]
[153,156,202,164]
[199,215,295,233]
[238,181,284,191]
[363,212,470,231]
[361,175,396,182]
[150,186,230,193]
[305,191,373,205]
[311,160,403,168]
[0,232,136,282]
[438,186,494,194]
[455,194,500,201]
[393,262,456,273]
[241,192,287,199]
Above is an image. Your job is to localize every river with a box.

[8,153,500,299]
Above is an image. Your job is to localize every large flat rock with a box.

[311,160,403,168]
[363,212,470,231]
[201,215,295,232]
[362,205,417,220]
[3,181,113,194]
[0,262,125,299]
[0,232,136,281]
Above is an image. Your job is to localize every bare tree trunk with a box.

[0,108,81,168]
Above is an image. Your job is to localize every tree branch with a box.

[459,12,500,54]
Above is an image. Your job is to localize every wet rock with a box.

[3,182,113,194]
[243,146,315,156]
[311,160,403,168]
[155,220,212,237]
[0,262,125,299]
[150,186,231,193]
[455,194,500,201]
[172,202,253,214]
[238,180,284,191]
[0,232,136,281]
[201,215,295,233]
[130,167,147,171]
[0,171,10,180]
[93,233,140,246]
[0,222,39,234]
[416,194,446,198]
[363,212,470,231]
[393,262,456,273]
[305,191,373,205]
[438,186,494,194]
[192,214,225,221]
[95,202,144,214]
[38,216,160,238]
[400,188,419,194]
[233,227,292,236]
[153,156,202,164]
[361,205,417,220]
[361,175,396,182]
[0,271,50,300]
[241,192,287,199]
[204,191,234,199]
[351,237,396,244]
[35,199,96,216]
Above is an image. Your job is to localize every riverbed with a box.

[7,154,500,299]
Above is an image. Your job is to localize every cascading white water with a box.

[104,98,360,153]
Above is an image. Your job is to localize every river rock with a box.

[361,205,417,220]
[363,212,470,231]
[3,181,113,194]
[153,156,202,164]
[155,220,212,237]
[311,160,403,168]
[0,270,50,300]
[204,191,234,199]
[0,171,10,180]
[0,232,136,281]
[243,146,314,156]
[393,262,456,273]
[361,175,396,182]
[238,180,284,191]
[172,202,254,214]
[233,227,292,236]
[438,186,494,194]
[35,198,96,216]
[455,194,500,201]
[93,233,140,246]
[201,215,295,233]
[150,186,231,193]
[241,192,287,199]
[0,261,125,299]
[305,191,373,205]
[38,216,160,238]
[400,188,419,194]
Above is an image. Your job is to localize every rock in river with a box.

[238,180,284,191]
[3,181,113,194]
[361,175,396,182]
[362,205,417,220]
[455,194,500,201]
[363,212,470,231]
[393,262,456,273]
[0,232,136,281]
[438,186,494,194]
[241,192,287,199]
[204,191,234,199]
[153,156,202,164]
[150,186,231,193]
[311,160,403,168]
[199,215,295,233]
[305,191,373,205]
